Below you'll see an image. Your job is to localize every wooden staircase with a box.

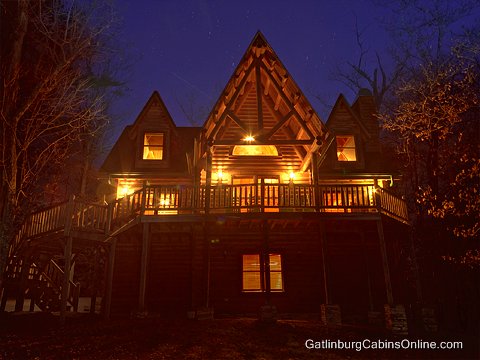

[2,257,80,312]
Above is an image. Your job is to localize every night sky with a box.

[110,0,478,141]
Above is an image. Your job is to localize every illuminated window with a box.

[336,135,356,161]
[269,254,283,291]
[143,133,164,160]
[232,145,278,156]
[242,255,262,291]
[242,254,283,292]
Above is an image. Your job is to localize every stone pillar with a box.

[384,304,408,335]
[368,311,384,327]
[321,304,342,325]
[259,304,278,323]
[421,307,438,332]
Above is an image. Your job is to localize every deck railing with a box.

[41,259,80,311]
[11,184,409,250]
[376,187,409,222]
[9,202,68,256]
[71,201,108,232]
[109,183,406,221]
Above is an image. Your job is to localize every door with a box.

[231,176,279,211]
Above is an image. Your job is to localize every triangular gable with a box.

[129,91,178,138]
[326,94,370,139]
[202,31,328,160]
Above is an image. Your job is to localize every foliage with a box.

[380,47,479,242]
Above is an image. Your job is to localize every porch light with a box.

[217,170,224,184]
[116,179,137,199]
[289,172,295,180]
[120,186,130,197]
[243,135,255,142]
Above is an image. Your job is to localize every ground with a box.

[0,313,477,360]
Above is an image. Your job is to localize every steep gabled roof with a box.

[326,94,370,139]
[101,91,202,177]
[201,31,329,171]
[129,91,178,138]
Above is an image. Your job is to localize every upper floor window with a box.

[143,133,164,160]
[336,135,356,162]
[232,145,278,156]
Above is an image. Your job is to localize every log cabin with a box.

[1,32,410,326]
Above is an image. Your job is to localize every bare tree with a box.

[0,0,119,283]
[332,17,407,110]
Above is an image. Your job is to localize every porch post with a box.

[319,221,330,304]
[138,223,150,313]
[263,220,270,304]
[259,219,277,322]
[104,238,117,320]
[360,231,374,311]
[60,236,73,324]
[311,152,321,212]
[377,219,394,305]
[205,147,213,214]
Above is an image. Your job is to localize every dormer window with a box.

[336,135,356,162]
[143,133,164,160]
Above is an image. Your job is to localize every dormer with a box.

[321,94,370,171]
[100,91,202,202]
[130,91,177,170]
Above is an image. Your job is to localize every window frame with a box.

[335,135,357,162]
[142,132,165,161]
[241,253,284,293]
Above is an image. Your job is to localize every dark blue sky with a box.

[110,0,478,140]
[111,0,393,136]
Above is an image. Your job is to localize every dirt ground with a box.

[0,312,477,360]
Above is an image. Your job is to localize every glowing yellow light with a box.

[159,196,170,206]
[243,135,255,142]
[289,172,295,180]
[117,180,135,199]
[217,170,223,179]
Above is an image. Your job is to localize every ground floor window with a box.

[242,253,284,292]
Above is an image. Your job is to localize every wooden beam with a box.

[255,63,264,130]
[274,93,282,111]
[209,60,256,140]
[260,94,308,158]
[233,82,254,112]
[264,77,271,96]
[299,144,320,172]
[260,62,315,140]
[212,139,313,146]
[226,110,249,132]
[264,109,294,140]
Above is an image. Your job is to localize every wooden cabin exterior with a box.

[2,32,410,324]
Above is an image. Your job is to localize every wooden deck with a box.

[9,183,408,257]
